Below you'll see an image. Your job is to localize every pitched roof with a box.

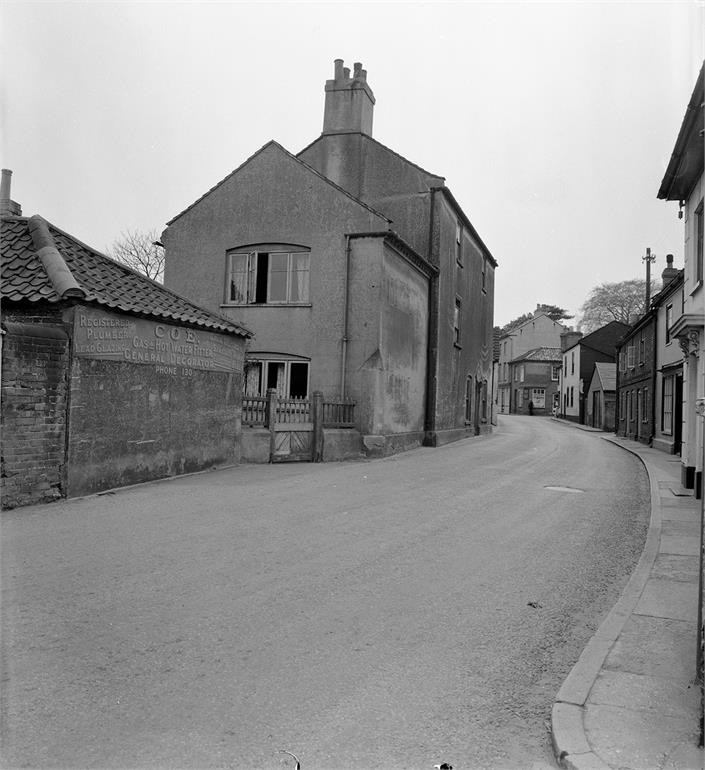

[298,132,446,186]
[593,362,617,391]
[511,346,562,363]
[166,140,391,227]
[657,61,704,201]
[1,215,252,337]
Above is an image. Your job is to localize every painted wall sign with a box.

[73,308,241,374]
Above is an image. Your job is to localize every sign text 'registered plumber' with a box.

[73,309,241,375]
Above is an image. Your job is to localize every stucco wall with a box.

[434,194,494,433]
[163,143,388,401]
[344,236,429,438]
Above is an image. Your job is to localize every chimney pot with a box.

[0,169,12,201]
[0,169,21,216]
[353,62,362,78]
[666,253,673,265]
[334,59,344,80]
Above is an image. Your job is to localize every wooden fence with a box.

[242,392,355,428]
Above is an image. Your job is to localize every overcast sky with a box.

[2,1,703,327]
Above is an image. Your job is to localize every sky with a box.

[1,1,703,328]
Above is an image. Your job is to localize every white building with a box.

[658,62,704,498]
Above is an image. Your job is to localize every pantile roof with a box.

[1,215,252,337]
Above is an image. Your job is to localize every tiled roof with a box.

[593,362,617,391]
[512,346,562,363]
[1,215,252,337]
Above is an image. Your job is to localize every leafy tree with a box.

[534,303,573,323]
[578,279,651,332]
[499,304,573,335]
[107,228,164,283]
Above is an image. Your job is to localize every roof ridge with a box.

[166,140,391,227]
[28,215,86,299]
[297,132,446,183]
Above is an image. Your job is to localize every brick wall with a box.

[1,313,70,509]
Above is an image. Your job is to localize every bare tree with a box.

[107,228,164,283]
[578,279,650,332]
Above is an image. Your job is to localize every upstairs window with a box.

[665,304,673,344]
[551,365,560,381]
[638,333,645,364]
[454,299,461,345]
[627,346,635,368]
[696,200,703,287]
[227,247,310,305]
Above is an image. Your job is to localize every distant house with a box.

[0,173,251,508]
[559,321,630,424]
[586,362,616,431]
[657,61,704,498]
[507,347,561,415]
[496,310,568,414]
[616,311,657,444]
[651,258,684,455]
[163,60,497,456]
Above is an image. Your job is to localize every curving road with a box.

[1,416,650,769]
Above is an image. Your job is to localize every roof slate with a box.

[512,346,562,363]
[1,215,252,337]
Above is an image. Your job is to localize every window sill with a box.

[221,302,312,309]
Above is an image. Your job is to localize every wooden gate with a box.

[271,396,314,462]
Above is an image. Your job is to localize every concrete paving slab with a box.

[651,554,700,583]
[662,742,705,770]
[603,615,696,681]
[661,505,702,522]
[634,577,698,620]
[584,703,700,770]
[660,536,701,557]
[589,669,699,718]
[662,520,702,537]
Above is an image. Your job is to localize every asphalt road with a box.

[1,416,650,770]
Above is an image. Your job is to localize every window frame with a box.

[226,247,310,306]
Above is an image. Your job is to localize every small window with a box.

[455,223,463,265]
[551,365,560,381]
[696,200,703,286]
[227,247,310,304]
[638,334,645,365]
[627,346,635,369]
[519,365,525,382]
[465,376,473,422]
[662,375,673,434]
[481,258,486,291]
[454,300,461,345]
[243,358,309,398]
[665,304,673,344]
[571,352,575,376]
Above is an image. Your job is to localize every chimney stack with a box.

[0,169,22,216]
[322,58,375,136]
[560,329,583,352]
[661,253,679,285]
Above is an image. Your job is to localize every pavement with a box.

[550,421,704,770]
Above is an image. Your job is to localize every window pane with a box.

[290,252,310,303]
[289,362,309,397]
[229,253,249,303]
[268,252,289,302]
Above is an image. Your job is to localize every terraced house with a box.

[163,60,497,457]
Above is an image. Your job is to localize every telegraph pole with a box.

[643,247,656,311]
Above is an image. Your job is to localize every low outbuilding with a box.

[1,180,252,508]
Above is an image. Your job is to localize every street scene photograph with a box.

[1,1,704,768]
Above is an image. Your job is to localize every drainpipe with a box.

[423,188,438,445]
[340,235,352,399]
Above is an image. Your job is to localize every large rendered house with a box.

[162,60,497,455]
